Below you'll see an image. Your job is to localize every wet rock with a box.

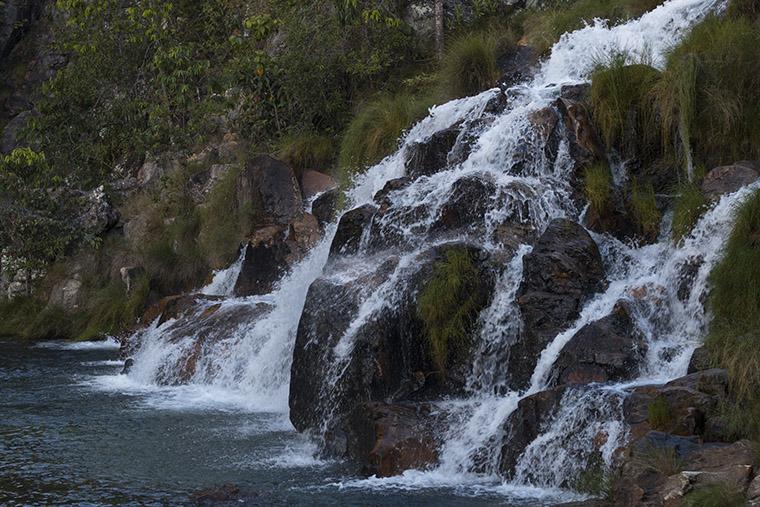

[497,44,539,90]
[549,300,648,386]
[300,169,337,199]
[236,154,303,225]
[234,213,321,297]
[290,243,494,440]
[329,204,377,257]
[687,346,711,374]
[748,475,760,507]
[623,369,728,440]
[509,219,605,388]
[431,174,496,232]
[311,187,339,227]
[405,126,460,179]
[498,385,568,476]
[120,358,134,375]
[701,161,760,200]
[555,97,606,170]
[189,483,258,506]
[346,402,441,477]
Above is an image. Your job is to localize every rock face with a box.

[549,301,648,386]
[346,402,442,477]
[300,169,336,199]
[405,126,460,179]
[509,219,605,388]
[329,204,377,257]
[289,243,495,462]
[701,161,760,200]
[236,154,303,225]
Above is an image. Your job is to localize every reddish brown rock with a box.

[701,161,760,200]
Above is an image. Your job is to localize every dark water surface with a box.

[0,339,569,506]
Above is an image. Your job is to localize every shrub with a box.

[590,57,661,162]
[628,180,661,239]
[706,190,760,408]
[633,444,683,476]
[671,183,707,241]
[439,30,505,99]
[584,163,613,214]
[658,16,760,169]
[417,248,487,374]
[277,132,335,173]
[337,92,432,184]
[0,297,73,340]
[683,485,746,507]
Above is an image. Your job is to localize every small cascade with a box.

[108,0,747,500]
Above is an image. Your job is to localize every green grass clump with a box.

[728,0,760,20]
[705,190,760,439]
[439,31,505,99]
[683,485,746,507]
[671,183,707,242]
[277,132,334,173]
[628,180,661,239]
[337,93,432,185]
[590,57,661,162]
[658,15,760,169]
[633,444,683,476]
[584,163,613,214]
[647,396,673,431]
[417,248,487,375]
[572,454,613,499]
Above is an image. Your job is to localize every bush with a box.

[671,183,707,241]
[628,180,661,239]
[590,57,661,162]
[439,30,505,99]
[706,190,760,422]
[683,485,746,507]
[277,132,335,173]
[417,248,487,374]
[658,16,760,169]
[337,92,432,183]
[584,163,613,214]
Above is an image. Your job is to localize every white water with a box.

[96,0,739,500]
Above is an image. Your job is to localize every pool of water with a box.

[0,339,576,506]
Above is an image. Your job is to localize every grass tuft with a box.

[276,132,334,173]
[584,163,613,214]
[647,396,673,431]
[628,180,661,239]
[77,276,150,341]
[683,484,746,507]
[439,30,505,99]
[417,248,487,375]
[671,183,707,242]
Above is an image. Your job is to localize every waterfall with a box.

[105,0,743,499]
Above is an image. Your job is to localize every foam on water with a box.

[37,337,121,351]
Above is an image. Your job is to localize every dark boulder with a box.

[346,402,442,477]
[687,346,711,374]
[549,300,648,386]
[234,214,321,297]
[497,44,539,91]
[509,219,605,388]
[431,174,496,232]
[498,386,568,477]
[236,154,303,225]
[405,126,460,179]
[701,161,760,201]
[329,204,377,257]
[311,187,339,227]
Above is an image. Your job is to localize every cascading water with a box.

[102,0,744,500]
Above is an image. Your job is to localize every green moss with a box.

[584,163,613,214]
[683,484,746,507]
[590,57,661,162]
[277,132,335,173]
[417,248,487,374]
[671,183,707,242]
[647,396,673,431]
[628,180,661,239]
[438,30,506,99]
[337,92,433,185]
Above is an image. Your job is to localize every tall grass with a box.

[683,485,746,507]
[584,163,613,214]
[276,132,334,173]
[628,180,661,239]
[671,183,706,242]
[439,30,507,99]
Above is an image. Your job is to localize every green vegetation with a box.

[77,277,151,341]
[439,31,504,99]
[671,183,707,241]
[0,297,71,340]
[647,396,673,431]
[705,189,760,439]
[277,132,335,173]
[584,163,613,214]
[633,444,683,476]
[572,454,613,499]
[590,57,660,163]
[683,484,746,507]
[417,248,486,375]
[628,180,661,239]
